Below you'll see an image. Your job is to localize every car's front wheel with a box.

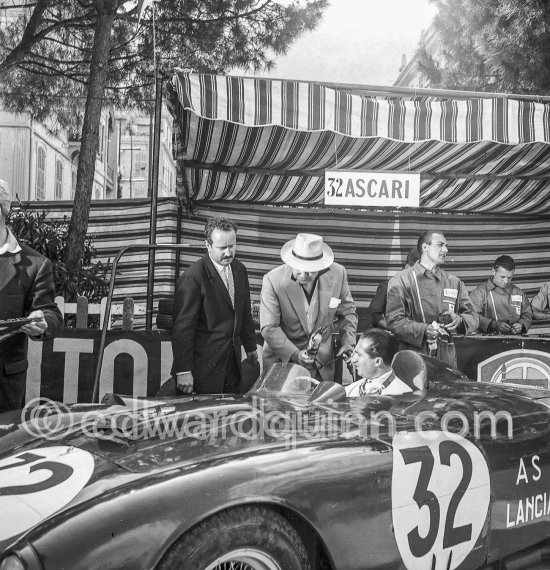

[157,505,311,570]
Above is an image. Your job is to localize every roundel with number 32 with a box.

[0,446,95,543]
[392,431,491,570]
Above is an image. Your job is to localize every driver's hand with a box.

[176,372,194,393]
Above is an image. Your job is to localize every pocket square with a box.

[329,297,341,309]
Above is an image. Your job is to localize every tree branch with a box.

[0,0,51,72]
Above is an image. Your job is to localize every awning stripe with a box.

[168,73,550,212]
[172,73,550,143]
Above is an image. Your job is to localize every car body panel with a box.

[2,359,550,569]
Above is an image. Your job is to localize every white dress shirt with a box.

[345,369,413,397]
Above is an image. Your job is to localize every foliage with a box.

[7,200,109,303]
[419,0,550,94]
[0,0,328,272]
[0,0,329,126]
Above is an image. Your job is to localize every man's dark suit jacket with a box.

[0,243,63,412]
[170,254,257,393]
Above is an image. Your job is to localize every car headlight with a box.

[0,545,42,570]
[0,556,25,570]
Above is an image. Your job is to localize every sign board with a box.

[325,171,420,207]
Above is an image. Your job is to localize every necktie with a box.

[223,265,234,307]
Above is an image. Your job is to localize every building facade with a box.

[0,104,177,203]
[117,103,176,199]
[394,27,441,88]
[0,108,72,202]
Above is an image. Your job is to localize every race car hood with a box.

[0,392,339,552]
[2,374,549,475]
[2,367,550,555]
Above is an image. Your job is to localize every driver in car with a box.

[345,329,412,397]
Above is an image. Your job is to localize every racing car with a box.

[1,353,550,570]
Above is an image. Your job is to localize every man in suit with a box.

[0,180,63,413]
[171,217,258,394]
[260,233,357,382]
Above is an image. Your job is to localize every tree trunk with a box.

[65,5,115,271]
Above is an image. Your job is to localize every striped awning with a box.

[169,72,550,214]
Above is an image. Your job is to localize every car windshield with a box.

[247,363,318,397]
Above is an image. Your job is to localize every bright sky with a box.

[233,0,437,86]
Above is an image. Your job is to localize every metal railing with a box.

[92,243,189,403]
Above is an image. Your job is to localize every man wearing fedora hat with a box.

[0,180,63,413]
[260,233,357,382]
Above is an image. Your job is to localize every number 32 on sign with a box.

[392,431,491,570]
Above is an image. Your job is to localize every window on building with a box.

[98,122,105,162]
[95,184,102,200]
[55,159,64,200]
[133,150,147,179]
[36,146,46,200]
[71,170,77,199]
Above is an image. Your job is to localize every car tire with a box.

[157,505,311,570]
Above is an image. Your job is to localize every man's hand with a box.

[246,350,258,364]
[337,343,354,358]
[176,372,194,393]
[425,323,440,341]
[337,343,354,372]
[20,310,48,338]
[511,322,523,334]
[292,348,315,366]
[489,320,513,334]
[440,311,461,332]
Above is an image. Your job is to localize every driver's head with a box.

[351,329,398,379]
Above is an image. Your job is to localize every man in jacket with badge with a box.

[260,233,357,382]
[470,255,532,335]
[386,230,478,367]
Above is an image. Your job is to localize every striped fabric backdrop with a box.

[22,199,550,321]
[169,73,550,211]
[177,202,550,309]
[24,199,181,306]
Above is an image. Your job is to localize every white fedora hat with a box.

[280,233,334,272]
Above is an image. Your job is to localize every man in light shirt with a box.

[346,329,412,397]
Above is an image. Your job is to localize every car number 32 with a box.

[392,432,491,570]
